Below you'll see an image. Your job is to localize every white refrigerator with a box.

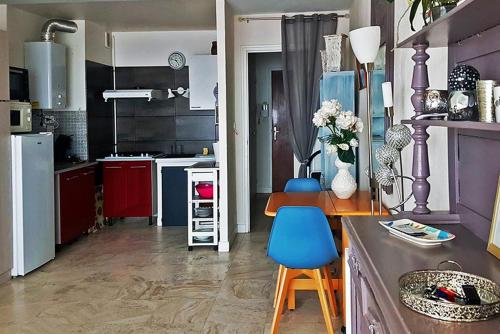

[11,133,55,276]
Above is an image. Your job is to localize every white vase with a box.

[331,157,357,199]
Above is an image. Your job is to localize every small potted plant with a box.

[313,99,363,199]
[387,0,459,31]
[430,0,459,22]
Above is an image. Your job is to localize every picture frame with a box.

[487,175,500,260]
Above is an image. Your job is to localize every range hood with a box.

[103,89,162,102]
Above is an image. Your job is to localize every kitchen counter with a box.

[54,161,98,174]
[156,155,215,227]
[184,161,219,170]
[96,157,155,162]
[155,154,215,166]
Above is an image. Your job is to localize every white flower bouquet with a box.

[313,99,363,164]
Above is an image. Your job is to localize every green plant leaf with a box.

[409,0,421,31]
[338,148,355,165]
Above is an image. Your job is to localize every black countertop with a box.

[54,161,98,174]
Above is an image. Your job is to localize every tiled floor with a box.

[0,196,341,333]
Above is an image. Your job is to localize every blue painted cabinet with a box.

[319,71,356,187]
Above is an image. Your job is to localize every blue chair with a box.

[268,206,339,334]
[283,178,321,192]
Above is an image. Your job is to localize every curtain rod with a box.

[238,14,349,23]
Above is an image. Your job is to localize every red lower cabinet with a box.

[103,161,153,222]
[56,165,96,244]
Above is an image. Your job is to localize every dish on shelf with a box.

[379,219,455,246]
[195,207,213,218]
[195,182,213,199]
[193,228,213,242]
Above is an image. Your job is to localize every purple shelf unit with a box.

[399,0,500,242]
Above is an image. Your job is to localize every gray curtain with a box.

[281,14,338,177]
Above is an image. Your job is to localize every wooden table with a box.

[265,190,389,324]
[264,191,336,217]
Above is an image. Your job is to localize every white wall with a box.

[0,5,6,31]
[383,0,449,211]
[56,20,86,111]
[252,53,281,194]
[233,11,350,232]
[7,7,48,68]
[86,20,112,66]
[215,0,234,251]
[113,30,217,67]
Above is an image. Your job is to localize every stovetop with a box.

[104,151,164,160]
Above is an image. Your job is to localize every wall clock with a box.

[168,51,186,70]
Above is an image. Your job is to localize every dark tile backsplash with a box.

[115,66,216,154]
[86,61,114,161]
[32,109,89,160]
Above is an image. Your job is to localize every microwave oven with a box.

[10,102,32,133]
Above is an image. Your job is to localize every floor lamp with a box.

[349,26,381,216]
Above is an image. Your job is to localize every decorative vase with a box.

[323,34,345,72]
[448,64,480,121]
[331,157,357,199]
[431,4,456,22]
[423,89,448,115]
[477,80,499,123]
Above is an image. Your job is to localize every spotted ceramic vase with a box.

[331,157,357,199]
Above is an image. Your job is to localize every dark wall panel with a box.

[176,116,216,140]
[448,24,500,241]
[86,61,114,161]
[115,65,216,154]
[136,117,176,141]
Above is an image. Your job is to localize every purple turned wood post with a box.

[411,43,431,214]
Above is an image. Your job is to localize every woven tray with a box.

[399,261,500,322]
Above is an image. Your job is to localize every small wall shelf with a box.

[401,119,500,132]
[397,0,500,49]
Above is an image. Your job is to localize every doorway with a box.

[248,53,293,231]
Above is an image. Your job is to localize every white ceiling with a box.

[11,0,218,31]
[227,0,351,15]
[9,0,352,31]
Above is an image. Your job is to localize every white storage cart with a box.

[185,162,219,251]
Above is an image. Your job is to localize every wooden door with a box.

[271,71,294,192]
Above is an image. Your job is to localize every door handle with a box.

[105,166,122,169]
[273,126,280,141]
[130,166,146,169]
[82,171,95,176]
[65,175,79,181]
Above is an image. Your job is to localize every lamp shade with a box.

[349,26,381,64]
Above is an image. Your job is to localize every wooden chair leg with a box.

[323,265,339,317]
[313,268,335,334]
[287,288,296,310]
[273,265,284,308]
[271,267,291,334]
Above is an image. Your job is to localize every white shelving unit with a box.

[185,162,219,251]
